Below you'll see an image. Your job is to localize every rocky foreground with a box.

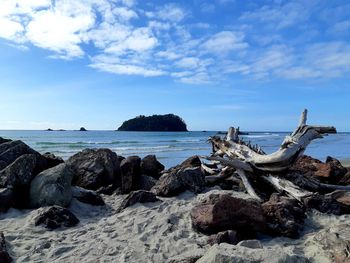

[0,137,350,262]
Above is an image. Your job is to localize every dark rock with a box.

[29,163,73,208]
[180,156,202,168]
[290,155,347,184]
[0,232,12,263]
[42,152,64,168]
[152,167,205,197]
[72,186,104,206]
[0,140,38,167]
[79,127,87,131]
[262,194,306,238]
[140,155,164,179]
[0,138,11,145]
[46,128,53,131]
[96,184,119,195]
[34,206,79,230]
[0,161,6,171]
[0,154,37,188]
[67,148,121,190]
[314,224,350,263]
[190,194,266,235]
[120,156,141,194]
[208,230,240,246]
[0,188,15,213]
[117,190,160,212]
[303,190,350,215]
[168,255,202,263]
[339,170,350,185]
[138,175,157,191]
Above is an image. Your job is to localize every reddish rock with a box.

[262,194,306,238]
[290,155,347,184]
[190,194,266,235]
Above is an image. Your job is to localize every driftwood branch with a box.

[207,109,336,173]
[236,169,262,201]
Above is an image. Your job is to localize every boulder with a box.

[0,188,15,213]
[0,154,37,188]
[196,243,310,263]
[67,148,121,190]
[152,167,205,197]
[117,190,160,212]
[138,175,157,191]
[0,140,38,166]
[262,194,306,238]
[208,230,240,246]
[96,184,119,195]
[190,194,266,235]
[0,161,7,171]
[140,155,164,179]
[42,152,64,168]
[303,190,350,215]
[0,138,11,145]
[290,155,347,184]
[72,186,105,206]
[34,206,79,230]
[120,156,141,193]
[314,224,350,263]
[29,163,73,208]
[0,232,12,263]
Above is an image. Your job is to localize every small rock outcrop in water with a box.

[34,206,79,230]
[29,164,73,208]
[117,114,188,131]
[0,232,12,263]
[79,127,87,131]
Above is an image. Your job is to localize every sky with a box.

[0,0,349,131]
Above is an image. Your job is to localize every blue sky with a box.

[0,0,349,131]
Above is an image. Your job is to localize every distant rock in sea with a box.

[46,128,53,131]
[117,114,188,132]
[79,127,87,131]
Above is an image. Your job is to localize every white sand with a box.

[1,189,350,263]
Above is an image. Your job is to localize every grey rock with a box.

[140,155,164,179]
[138,175,157,191]
[151,167,205,197]
[0,161,7,171]
[72,186,104,206]
[29,164,73,208]
[117,190,160,212]
[0,154,37,188]
[120,156,141,194]
[67,148,121,190]
[0,140,38,166]
[0,188,15,213]
[208,230,240,246]
[34,206,79,230]
[42,152,64,168]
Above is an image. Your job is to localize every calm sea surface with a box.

[0,130,349,168]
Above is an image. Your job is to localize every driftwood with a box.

[201,109,342,201]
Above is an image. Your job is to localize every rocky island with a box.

[117,114,188,132]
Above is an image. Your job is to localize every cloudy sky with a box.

[0,0,349,131]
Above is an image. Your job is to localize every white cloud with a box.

[146,4,186,22]
[90,62,165,76]
[201,31,248,55]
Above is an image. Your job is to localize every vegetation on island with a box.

[117,114,188,132]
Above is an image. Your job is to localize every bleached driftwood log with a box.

[200,109,339,201]
[207,109,336,173]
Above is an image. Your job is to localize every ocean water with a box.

[0,130,349,168]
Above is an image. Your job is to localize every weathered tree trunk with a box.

[201,109,339,202]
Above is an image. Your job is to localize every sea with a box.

[0,130,349,168]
